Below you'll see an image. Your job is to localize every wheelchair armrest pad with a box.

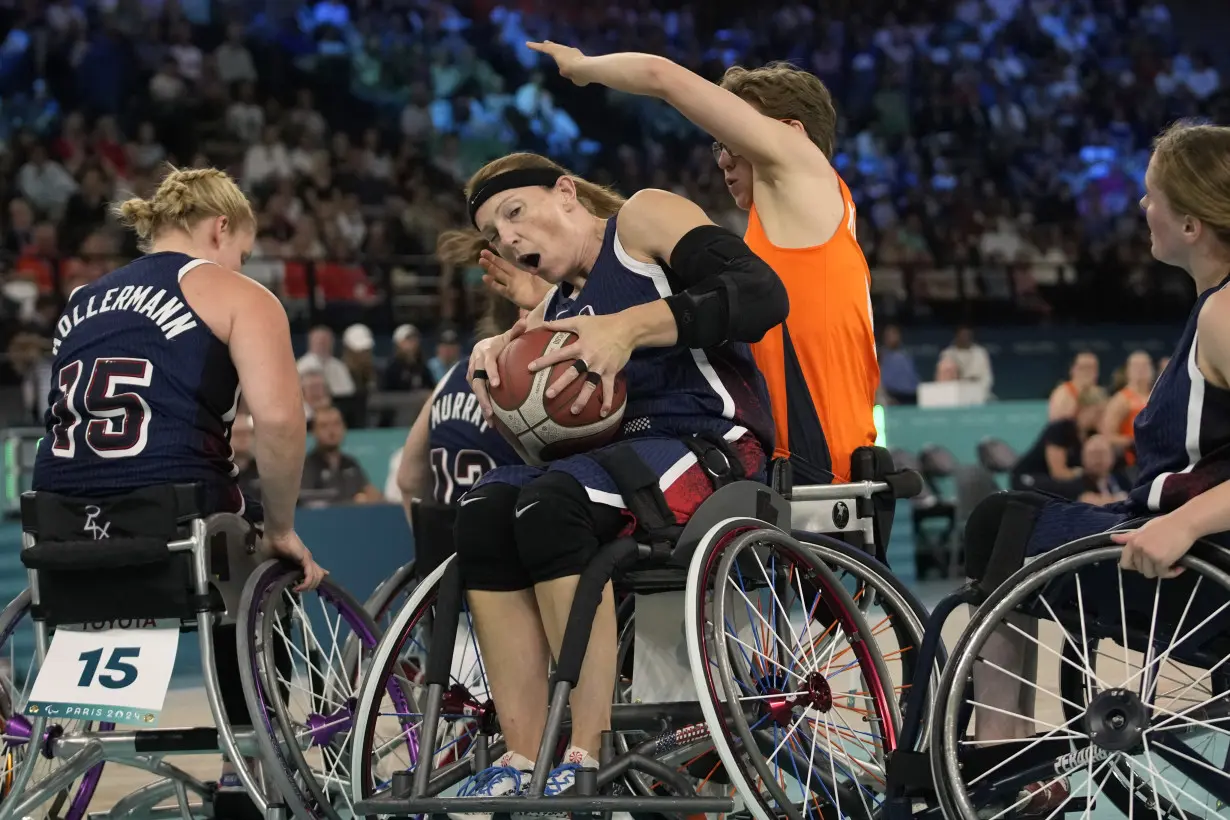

[21,537,174,571]
[886,469,924,500]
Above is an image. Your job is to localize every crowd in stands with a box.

[0,0,1225,430]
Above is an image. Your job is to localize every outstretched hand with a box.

[478,250,550,311]
[527,41,591,86]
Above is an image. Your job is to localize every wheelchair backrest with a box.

[19,484,212,627]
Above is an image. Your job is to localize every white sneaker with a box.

[448,765,532,820]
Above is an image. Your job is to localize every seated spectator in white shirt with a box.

[297,326,356,398]
[939,326,994,392]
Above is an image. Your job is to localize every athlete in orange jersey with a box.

[1100,350,1155,460]
[1047,350,1100,420]
[528,44,877,483]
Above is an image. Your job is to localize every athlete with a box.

[445,151,784,811]
[1099,349,1155,459]
[1046,350,1100,421]
[395,291,523,518]
[965,122,1230,815]
[31,166,326,802]
[525,42,876,484]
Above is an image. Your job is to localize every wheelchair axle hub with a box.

[1,714,31,748]
[763,672,833,727]
[306,698,356,748]
[441,683,497,734]
[1085,688,1147,752]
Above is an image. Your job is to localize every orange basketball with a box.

[488,328,627,464]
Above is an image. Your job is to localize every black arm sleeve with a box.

[661,225,789,349]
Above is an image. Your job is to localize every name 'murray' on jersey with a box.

[53,284,198,353]
[432,389,489,432]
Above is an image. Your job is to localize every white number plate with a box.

[24,619,179,726]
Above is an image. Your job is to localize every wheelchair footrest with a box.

[353,795,735,816]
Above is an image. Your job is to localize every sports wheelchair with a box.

[0,484,383,820]
[879,506,1230,820]
[346,448,933,820]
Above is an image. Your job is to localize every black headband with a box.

[468,168,563,228]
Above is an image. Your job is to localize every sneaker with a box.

[216,772,244,792]
[449,765,532,820]
[542,763,583,797]
[517,762,583,818]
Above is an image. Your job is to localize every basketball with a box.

[488,328,627,464]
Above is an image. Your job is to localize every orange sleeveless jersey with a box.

[745,174,879,484]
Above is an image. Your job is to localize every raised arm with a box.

[616,188,790,349]
[528,43,809,174]
[531,188,789,417]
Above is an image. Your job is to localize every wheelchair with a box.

[881,514,1230,819]
[0,484,382,820]
[346,449,933,820]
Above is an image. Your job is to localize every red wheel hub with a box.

[764,672,833,727]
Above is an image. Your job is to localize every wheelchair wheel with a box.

[686,520,902,820]
[0,590,109,820]
[364,561,419,628]
[349,555,496,817]
[237,560,387,820]
[794,530,938,742]
[341,560,419,688]
[934,536,1230,820]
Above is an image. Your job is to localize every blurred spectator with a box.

[935,356,961,382]
[230,414,261,498]
[341,323,376,428]
[300,368,334,427]
[1077,434,1130,506]
[298,326,356,398]
[939,327,993,392]
[428,328,463,382]
[1100,351,1155,457]
[6,293,57,423]
[244,126,294,189]
[878,324,919,404]
[301,406,383,505]
[1012,386,1109,499]
[215,23,258,87]
[384,324,435,391]
[17,144,77,217]
[1048,351,1101,421]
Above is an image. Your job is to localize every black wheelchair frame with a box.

[881,528,1230,819]
[353,458,925,819]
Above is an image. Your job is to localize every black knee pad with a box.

[514,471,626,584]
[964,490,1050,586]
[454,482,533,591]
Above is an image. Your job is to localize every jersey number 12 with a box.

[50,358,154,459]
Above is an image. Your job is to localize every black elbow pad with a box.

[664,225,789,349]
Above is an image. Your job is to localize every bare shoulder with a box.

[180,263,286,344]
[617,188,711,261]
[1198,286,1230,382]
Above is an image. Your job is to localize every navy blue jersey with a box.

[1129,274,1230,513]
[33,253,242,504]
[427,359,521,504]
[546,215,775,452]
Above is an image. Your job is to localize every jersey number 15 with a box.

[50,358,154,459]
